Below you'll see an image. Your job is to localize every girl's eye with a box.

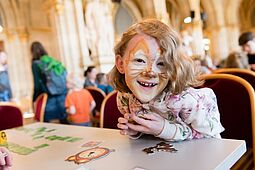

[135,58,145,63]
[157,62,165,66]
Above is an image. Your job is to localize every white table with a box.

[5,122,246,170]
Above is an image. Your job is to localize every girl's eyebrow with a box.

[133,50,146,56]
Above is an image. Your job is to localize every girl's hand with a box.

[0,147,12,170]
[117,113,139,136]
[127,112,165,136]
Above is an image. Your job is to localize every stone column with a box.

[210,26,229,61]
[226,24,240,52]
[85,0,115,73]
[153,0,170,25]
[4,28,32,100]
[45,0,70,69]
[73,0,92,69]
[17,28,33,98]
[44,0,91,74]
[4,30,20,99]
[188,0,204,55]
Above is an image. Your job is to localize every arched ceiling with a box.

[200,0,216,28]
[0,0,51,37]
[0,0,18,28]
[133,0,155,18]
[1,0,254,38]
[239,0,255,31]
[165,0,190,30]
[223,0,242,26]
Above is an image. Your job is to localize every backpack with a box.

[39,55,67,95]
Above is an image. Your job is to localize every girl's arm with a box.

[158,88,224,141]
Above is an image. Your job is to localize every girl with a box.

[109,19,224,141]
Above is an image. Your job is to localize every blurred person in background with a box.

[31,41,67,123]
[239,32,255,71]
[83,66,98,88]
[0,49,12,101]
[224,52,249,69]
[66,73,95,126]
[96,73,114,95]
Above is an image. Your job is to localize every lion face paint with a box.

[122,34,169,103]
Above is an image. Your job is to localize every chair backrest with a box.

[100,91,122,129]
[86,86,106,113]
[213,68,255,89]
[34,93,48,122]
[0,102,23,130]
[199,74,255,149]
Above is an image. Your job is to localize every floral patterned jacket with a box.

[117,87,225,141]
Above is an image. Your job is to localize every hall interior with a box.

[0,0,254,113]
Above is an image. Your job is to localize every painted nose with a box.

[141,70,156,78]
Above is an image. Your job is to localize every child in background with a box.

[65,73,96,126]
[191,55,212,74]
[96,73,114,95]
[109,19,224,141]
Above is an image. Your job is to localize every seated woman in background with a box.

[224,52,249,69]
[66,73,95,126]
[96,73,114,95]
[83,66,98,88]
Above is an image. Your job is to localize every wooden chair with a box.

[100,91,123,129]
[213,68,255,89]
[86,86,106,127]
[199,73,255,169]
[34,93,48,122]
[0,102,23,130]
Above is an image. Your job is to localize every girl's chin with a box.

[137,96,155,103]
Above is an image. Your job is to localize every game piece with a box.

[0,131,7,147]
[66,147,114,164]
[142,142,177,154]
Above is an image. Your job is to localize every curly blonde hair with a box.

[109,19,202,94]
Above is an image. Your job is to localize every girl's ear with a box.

[115,55,125,74]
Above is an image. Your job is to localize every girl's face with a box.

[116,34,169,103]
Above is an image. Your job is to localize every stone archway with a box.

[165,0,190,30]
[239,0,255,31]
[112,0,142,38]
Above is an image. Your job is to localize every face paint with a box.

[122,34,169,103]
